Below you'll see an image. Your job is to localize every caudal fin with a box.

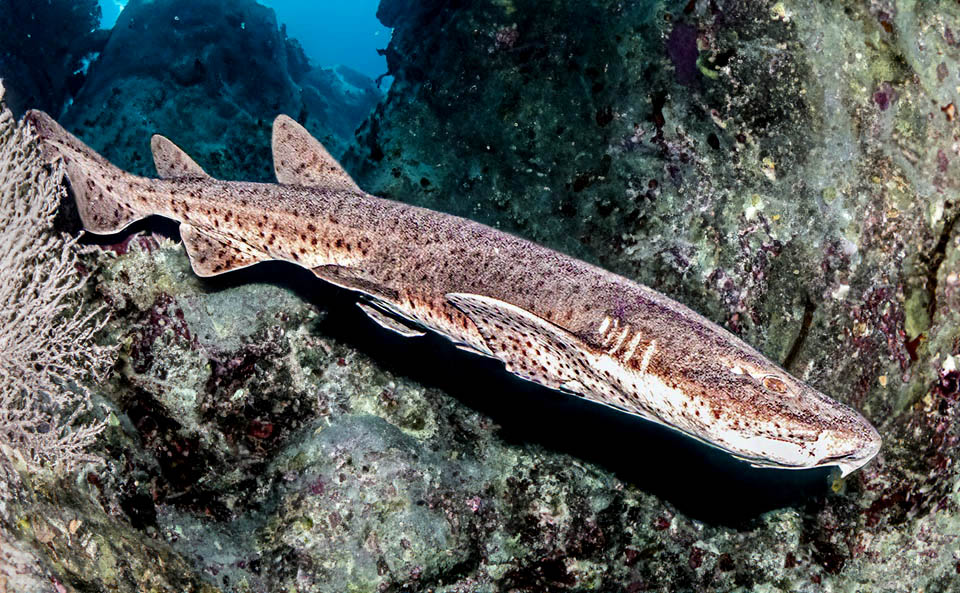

[25,110,148,234]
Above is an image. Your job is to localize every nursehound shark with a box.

[26,110,881,476]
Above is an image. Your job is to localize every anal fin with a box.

[357,302,426,338]
[180,224,264,277]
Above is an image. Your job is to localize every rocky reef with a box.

[0,0,108,117]
[58,0,381,181]
[2,0,960,592]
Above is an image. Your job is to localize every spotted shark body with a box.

[26,110,881,476]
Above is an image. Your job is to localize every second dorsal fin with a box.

[271,114,361,192]
[151,135,211,179]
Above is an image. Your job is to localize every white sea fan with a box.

[0,80,115,474]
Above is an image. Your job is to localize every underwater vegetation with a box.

[0,82,114,476]
[0,0,959,592]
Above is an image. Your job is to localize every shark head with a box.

[691,351,882,477]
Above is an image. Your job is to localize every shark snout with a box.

[820,418,882,477]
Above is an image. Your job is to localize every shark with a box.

[25,110,881,476]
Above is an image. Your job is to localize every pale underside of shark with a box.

[26,110,882,476]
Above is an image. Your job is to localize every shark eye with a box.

[762,375,789,394]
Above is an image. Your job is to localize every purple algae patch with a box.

[873,83,895,111]
[667,23,700,87]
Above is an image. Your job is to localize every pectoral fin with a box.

[180,224,264,276]
[357,302,426,338]
[445,293,598,393]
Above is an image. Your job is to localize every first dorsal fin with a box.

[151,135,211,179]
[271,114,361,192]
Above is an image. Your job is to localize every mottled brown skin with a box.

[26,110,881,475]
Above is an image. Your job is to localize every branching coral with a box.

[0,80,115,474]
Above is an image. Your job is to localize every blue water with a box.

[98,0,390,80]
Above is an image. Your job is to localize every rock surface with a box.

[3,0,960,592]
[0,0,108,117]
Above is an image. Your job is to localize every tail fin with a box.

[25,110,148,234]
